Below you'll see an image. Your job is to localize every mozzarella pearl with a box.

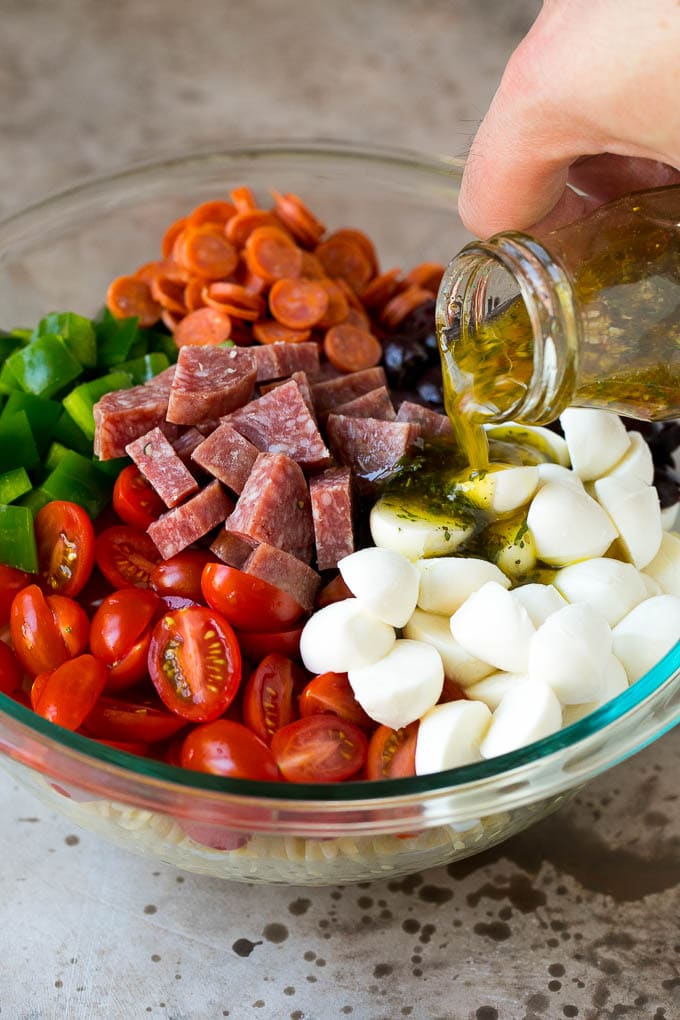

[612,595,680,683]
[528,603,612,704]
[370,496,473,561]
[562,654,629,726]
[642,531,680,597]
[339,547,419,628]
[485,422,570,466]
[479,681,562,759]
[512,583,567,628]
[593,475,662,569]
[536,462,585,492]
[604,430,654,486]
[299,599,395,675]
[404,608,494,687]
[482,514,537,579]
[457,466,539,514]
[348,639,444,729]
[560,408,631,481]
[465,671,528,710]
[415,700,492,774]
[416,556,509,617]
[450,581,535,673]
[661,503,679,531]
[527,482,617,566]
[554,557,647,626]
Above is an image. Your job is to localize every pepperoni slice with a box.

[268,278,330,329]
[404,261,445,294]
[244,226,303,283]
[230,185,258,212]
[360,268,403,309]
[173,307,232,347]
[202,282,265,321]
[161,217,188,259]
[316,231,375,291]
[324,323,382,374]
[225,210,282,248]
[380,284,431,329]
[270,190,326,248]
[150,274,187,315]
[177,227,239,280]
[252,320,312,345]
[187,200,237,229]
[106,276,162,327]
[316,279,349,329]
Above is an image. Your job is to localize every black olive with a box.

[398,298,436,341]
[416,364,444,410]
[383,336,430,390]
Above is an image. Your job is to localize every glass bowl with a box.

[0,141,678,886]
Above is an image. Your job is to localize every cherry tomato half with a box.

[89,588,161,692]
[271,714,368,783]
[150,550,215,603]
[236,625,303,663]
[0,565,31,625]
[365,722,419,780]
[83,695,187,743]
[33,654,108,731]
[315,573,353,610]
[10,585,89,677]
[201,562,304,632]
[112,464,165,530]
[242,654,302,745]
[148,606,242,722]
[95,525,162,589]
[35,500,95,597]
[180,719,280,780]
[299,671,373,729]
[0,639,22,697]
[439,677,469,703]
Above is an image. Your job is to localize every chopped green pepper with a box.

[0,392,62,455]
[33,312,97,368]
[0,467,32,504]
[146,328,178,363]
[45,441,72,472]
[117,352,169,384]
[95,311,140,368]
[0,410,40,472]
[0,334,25,363]
[17,487,52,518]
[63,370,132,440]
[42,450,112,518]
[0,504,38,572]
[52,409,92,456]
[6,333,82,398]
[0,359,21,395]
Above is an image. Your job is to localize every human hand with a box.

[459,0,680,237]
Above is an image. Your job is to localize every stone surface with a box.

[1,1,679,1018]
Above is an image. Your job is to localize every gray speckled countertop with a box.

[1,2,679,1018]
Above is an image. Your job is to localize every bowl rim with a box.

[0,141,678,811]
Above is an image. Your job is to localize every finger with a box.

[567,155,680,203]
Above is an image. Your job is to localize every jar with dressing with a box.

[437,184,680,467]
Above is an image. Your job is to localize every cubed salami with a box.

[311,367,387,416]
[251,342,320,382]
[210,528,254,568]
[260,371,316,419]
[147,480,233,559]
[326,415,421,485]
[335,386,396,421]
[225,380,331,470]
[396,400,453,438]
[309,467,355,571]
[126,427,199,508]
[191,423,259,494]
[171,427,206,467]
[166,345,256,425]
[93,368,176,461]
[226,452,314,563]
[243,543,321,613]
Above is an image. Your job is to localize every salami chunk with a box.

[126,427,199,508]
[191,423,259,494]
[210,528,254,568]
[171,427,206,467]
[326,415,421,486]
[93,368,176,461]
[311,367,387,417]
[251,342,320,382]
[147,480,233,559]
[244,543,321,612]
[336,386,395,421]
[309,468,355,571]
[226,452,314,563]
[225,380,330,470]
[166,345,257,425]
[260,371,316,419]
[396,400,453,438]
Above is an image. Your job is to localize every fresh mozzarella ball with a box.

[404,609,494,687]
[348,639,444,729]
[482,515,537,580]
[527,482,617,566]
[528,603,612,704]
[560,408,631,481]
[338,547,419,628]
[642,531,680,597]
[416,556,510,616]
[415,700,492,774]
[612,595,680,683]
[457,466,539,514]
[554,557,647,626]
[479,681,562,759]
[370,496,474,561]
[640,573,662,598]
[661,502,679,531]
[465,671,528,710]
[536,462,585,491]
[299,599,395,675]
[512,583,567,628]
[450,581,535,673]
[562,654,629,726]
[604,430,654,486]
[593,475,662,569]
[485,422,570,466]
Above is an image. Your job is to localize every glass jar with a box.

[437,185,680,461]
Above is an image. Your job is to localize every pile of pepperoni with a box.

[106,186,444,375]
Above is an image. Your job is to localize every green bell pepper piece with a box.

[42,450,112,518]
[17,487,52,518]
[0,467,32,504]
[52,409,92,456]
[95,310,140,368]
[0,411,40,472]
[93,455,129,478]
[62,370,132,441]
[147,329,178,363]
[45,442,72,473]
[0,392,62,456]
[0,504,38,572]
[117,352,169,384]
[6,333,82,398]
[0,334,24,364]
[0,360,20,395]
[33,312,97,368]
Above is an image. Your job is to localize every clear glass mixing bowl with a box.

[0,142,678,885]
